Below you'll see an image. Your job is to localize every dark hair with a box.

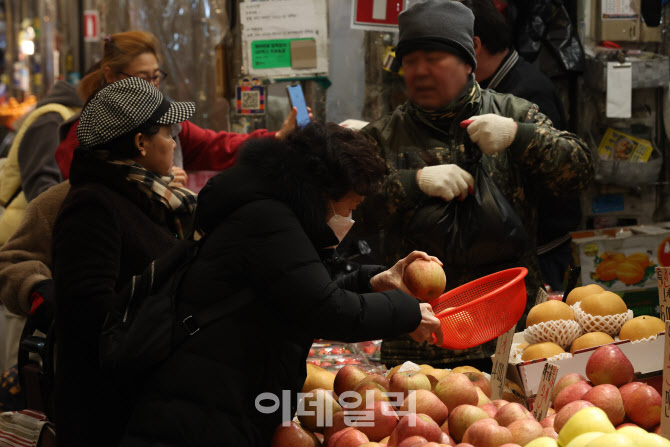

[90,124,163,160]
[459,0,512,54]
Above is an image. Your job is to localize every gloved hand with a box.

[29,279,54,334]
[417,164,474,201]
[466,114,517,154]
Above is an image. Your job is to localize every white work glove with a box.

[417,164,474,202]
[466,114,518,154]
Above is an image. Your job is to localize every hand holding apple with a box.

[408,303,444,346]
[402,255,446,301]
[369,250,443,297]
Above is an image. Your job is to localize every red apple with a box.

[462,419,513,447]
[623,384,662,429]
[551,373,588,404]
[327,427,355,447]
[618,381,644,406]
[335,365,369,396]
[553,400,595,433]
[367,374,391,391]
[400,389,449,425]
[396,436,428,447]
[388,413,442,446]
[455,444,476,447]
[539,413,556,428]
[434,373,479,411]
[585,345,635,387]
[654,424,661,434]
[463,372,492,398]
[480,403,497,418]
[271,421,320,447]
[324,412,350,444]
[298,389,343,433]
[333,428,369,447]
[447,404,490,442]
[390,372,432,400]
[553,380,593,412]
[352,380,390,411]
[507,418,544,446]
[542,426,558,440]
[403,259,446,301]
[615,422,640,429]
[491,400,509,410]
[581,384,625,426]
[353,399,399,442]
[493,403,533,427]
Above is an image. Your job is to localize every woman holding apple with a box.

[119,122,443,446]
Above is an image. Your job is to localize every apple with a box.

[271,421,320,447]
[492,400,510,410]
[553,381,593,412]
[494,403,533,427]
[354,399,399,441]
[524,437,558,447]
[359,443,384,447]
[480,403,498,418]
[540,413,556,429]
[474,386,492,407]
[367,374,391,391]
[581,432,635,447]
[390,372,432,400]
[304,363,337,393]
[617,382,644,407]
[400,389,449,425]
[464,372,492,398]
[335,365,369,396]
[328,427,355,447]
[333,428,370,447]
[462,418,513,447]
[447,404,490,442]
[440,418,449,435]
[581,384,625,426]
[553,400,595,433]
[507,418,544,446]
[551,373,588,404]
[434,373,479,411]
[542,427,558,440]
[396,436,428,447]
[403,258,446,301]
[585,345,635,387]
[352,380,390,411]
[298,388,343,433]
[454,444,476,447]
[499,445,523,447]
[388,413,442,447]
[324,412,350,444]
[622,384,661,429]
[556,407,615,447]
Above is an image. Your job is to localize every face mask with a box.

[326,201,355,243]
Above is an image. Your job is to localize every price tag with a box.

[532,363,560,421]
[534,288,549,306]
[662,320,670,439]
[490,325,516,400]
[657,267,670,322]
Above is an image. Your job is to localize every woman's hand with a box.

[409,303,443,346]
[275,106,314,140]
[170,166,188,188]
[370,250,443,295]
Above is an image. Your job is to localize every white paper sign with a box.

[606,62,632,118]
[662,320,670,438]
[532,363,560,421]
[490,325,516,400]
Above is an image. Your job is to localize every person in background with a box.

[460,0,581,292]
[354,0,593,371]
[52,78,197,447]
[120,122,443,446]
[55,30,304,184]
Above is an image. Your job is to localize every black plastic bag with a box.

[407,156,528,269]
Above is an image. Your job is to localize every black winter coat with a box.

[121,137,422,446]
[52,149,182,447]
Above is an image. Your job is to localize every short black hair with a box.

[459,0,512,54]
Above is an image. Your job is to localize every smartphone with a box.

[286,83,311,128]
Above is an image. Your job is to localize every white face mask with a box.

[327,201,355,243]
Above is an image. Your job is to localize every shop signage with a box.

[490,325,516,400]
[351,0,405,30]
[83,10,100,42]
[532,363,559,421]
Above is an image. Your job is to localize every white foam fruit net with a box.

[572,302,634,336]
[523,320,583,350]
[509,343,572,363]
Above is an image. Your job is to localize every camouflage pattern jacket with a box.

[357,81,593,368]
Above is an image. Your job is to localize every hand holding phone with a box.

[286,83,311,128]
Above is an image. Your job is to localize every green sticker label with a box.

[251,39,291,69]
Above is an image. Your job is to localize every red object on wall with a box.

[83,10,99,42]
[354,0,404,27]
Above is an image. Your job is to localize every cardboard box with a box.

[507,332,664,397]
[570,223,670,292]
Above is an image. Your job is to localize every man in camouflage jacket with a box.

[354,0,593,369]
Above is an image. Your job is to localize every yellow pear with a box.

[565,433,606,447]
[557,407,615,447]
[566,284,605,306]
[616,426,669,446]
[525,437,559,447]
[583,433,635,447]
[302,363,335,393]
[527,300,575,328]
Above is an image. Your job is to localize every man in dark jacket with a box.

[355,0,593,370]
[462,0,581,292]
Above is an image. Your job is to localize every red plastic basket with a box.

[429,267,528,350]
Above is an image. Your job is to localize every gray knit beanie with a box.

[396,0,477,70]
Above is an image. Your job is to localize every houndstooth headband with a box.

[77,77,195,148]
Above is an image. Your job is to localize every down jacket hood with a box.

[195,136,338,248]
